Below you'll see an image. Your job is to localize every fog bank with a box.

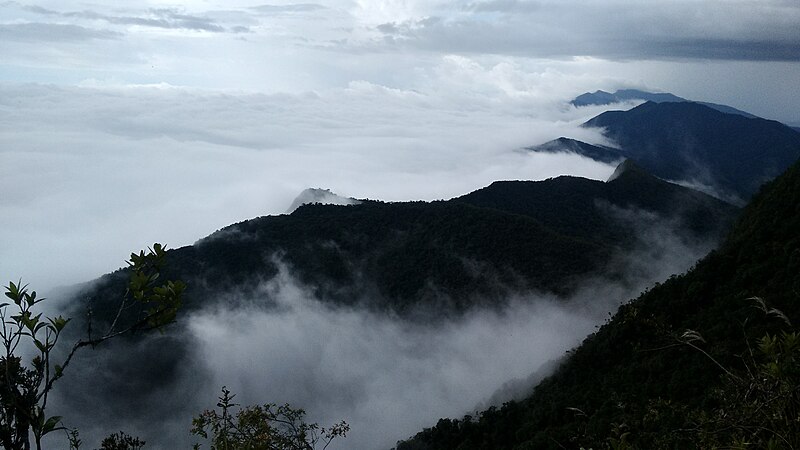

[45,208,717,449]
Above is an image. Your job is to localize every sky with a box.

[2,0,799,289]
[3,1,799,448]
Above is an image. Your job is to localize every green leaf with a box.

[42,415,63,435]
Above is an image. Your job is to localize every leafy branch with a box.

[0,243,184,450]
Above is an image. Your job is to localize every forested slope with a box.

[72,162,736,321]
[396,154,800,449]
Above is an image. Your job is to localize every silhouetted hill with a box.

[572,89,684,106]
[286,187,360,213]
[455,160,734,243]
[583,101,800,203]
[571,89,758,118]
[396,151,800,450]
[69,161,736,324]
[529,137,624,164]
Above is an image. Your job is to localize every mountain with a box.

[396,152,800,449]
[285,188,360,213]
[571,89,758,119]
[71,161,737,322]
[528,137,624,164]
[583,101,800,203]
[572,89,684,106]
[51,162,740,449]
[533,102,800,204]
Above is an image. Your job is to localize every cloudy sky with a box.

[2,0,799,286]
[3,2,799,448]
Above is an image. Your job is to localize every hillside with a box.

[396,150,800,449]
[528,137,624,164]
[585,102,800,202]
[536,102,800,204]
[70,161,737,322]
[50,161,738,449]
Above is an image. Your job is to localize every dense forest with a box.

[396,149,800,449]
[71,160,735,326]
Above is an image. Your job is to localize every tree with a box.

[0,244,184,450]
[191,387,349,450]
[97,431,145,450]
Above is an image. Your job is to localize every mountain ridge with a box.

[530,101,800,204]
[571,88,758,119]
[395,146,800,450]
[584,101,800,202]
[68,160,737,324]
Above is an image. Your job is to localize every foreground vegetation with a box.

[1,246,348,450]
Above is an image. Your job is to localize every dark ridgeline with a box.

[528,137,624,164]
[570,88,757,119]
[50,160,736,449]
[69,160,736,325]
[395,151,800,450]
[535,100,800,204]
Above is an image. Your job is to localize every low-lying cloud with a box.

[0,80,615,290]
[45,204,719,449]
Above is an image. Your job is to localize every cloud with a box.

[0,72,617,290]
[251,3,328,14]
[361,1,800,61]
[15,4,231,33]
[0,1,797,121]
[0,22,121,41]
[44,204,718,449]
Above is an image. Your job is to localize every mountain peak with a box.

[571,89,757,119]
[606,159,647,182]
[582,101,800,201]
[286,188,360,213]
[529,137,625,164]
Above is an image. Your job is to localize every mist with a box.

[0,80,616,291]
[45,204,717,450]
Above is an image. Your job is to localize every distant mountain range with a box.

[397,125,800,450]
[571,88,758,119]
[533,101,800,204]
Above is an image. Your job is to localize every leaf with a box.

[41,415,64,435]
[680,329,706,344]
[34,339,46,353]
